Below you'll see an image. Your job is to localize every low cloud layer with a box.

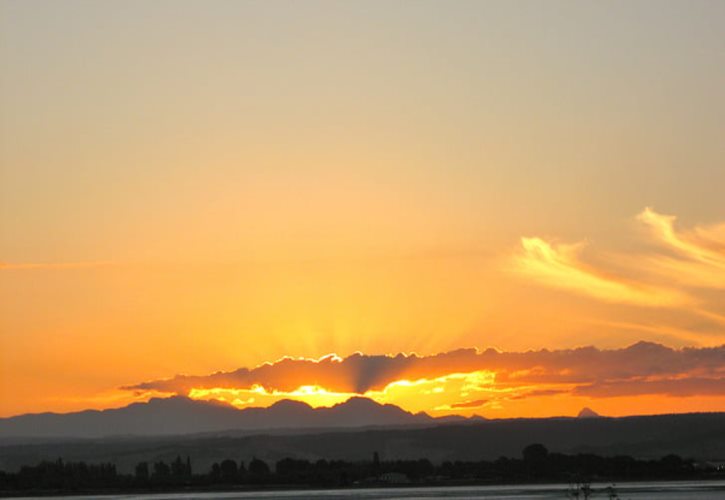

[125,342,725,402]
[449,399,488,409]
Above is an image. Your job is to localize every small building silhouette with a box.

[379,472,410,484]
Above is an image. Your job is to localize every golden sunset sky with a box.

[1,1,724,418]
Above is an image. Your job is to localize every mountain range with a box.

[0,396,480,439]
[1,404,723,475]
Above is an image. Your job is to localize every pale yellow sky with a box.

[1,1,724,417]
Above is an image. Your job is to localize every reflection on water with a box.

[14,480,725,500]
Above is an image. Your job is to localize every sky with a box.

[1,0,724,418]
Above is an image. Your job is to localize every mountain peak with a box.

[337,396,383,408]
[577,407,601,418]
[627,341,667,352]
[269,399,313,411]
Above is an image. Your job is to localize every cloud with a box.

[511,209,725,339]
[449,399,488,409]
[637,207,725,289]
[509,389,569,400]
[573,377,725,398]
[511,237,687,307]
[123,342,725,402]
[638,208,725,267]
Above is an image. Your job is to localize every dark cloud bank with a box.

[124,342,725,399]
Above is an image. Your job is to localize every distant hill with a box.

[0,396,448,439]
[1,412,723,474]
[577,407,601,418]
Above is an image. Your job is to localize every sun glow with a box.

[186,370,499,415]
[188,384,358,409]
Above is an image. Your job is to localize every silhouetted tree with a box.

[210,462,221,481]
[171,455,188,478]
[220,459,238,482]
[523,443,548,462]
[153,461,170,479]
[134,461,149,481]
[249,457,270,476]
[523,443,549,478]
[276,457,312,476]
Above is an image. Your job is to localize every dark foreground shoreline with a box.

[3,479,725,499]
[2,448,725,498]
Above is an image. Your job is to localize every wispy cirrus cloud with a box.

[637,208,725,289]
[511,208,725,339]
[638,208,725,267]
[511,236,687,307]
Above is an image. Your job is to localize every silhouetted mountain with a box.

[577,407,601,418]
[0,396,441,439]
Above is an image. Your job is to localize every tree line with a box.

[0,445,721,493]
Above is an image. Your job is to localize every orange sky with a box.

[1,1,724,418]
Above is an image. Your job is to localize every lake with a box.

[13,480,725,499]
